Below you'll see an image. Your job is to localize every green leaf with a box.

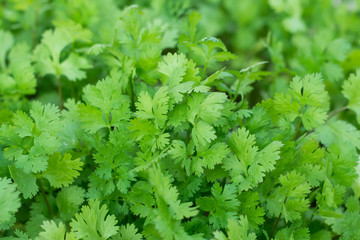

[43,153,83,188]
[192,120,216,148]
[0,29,14,69]
[78,104,107,134]
[315,120,360,150]
[199,37,227,52]
[0,177,21,228]
[82,77,129,115]
[158,53,187,86]
[342,70,360,124]
[148,167,199,220]
[212,216,257,240]
[59,53,91,81]
[70,199,119,240]
[56,186,85,221]
[34,27,90,80]
[274,73,329,130]
[267,171,311,222]
[192,142,229,176]
[325,38,350,62]
[9,165,38,199]
[187,92,228,126]
[224,127,283,191]
[30,101,61,133]
[211,52,237,62]
[136,87,169,129]
[289,73,329,108]
[197,183,240,229]
[112,224,143,240]
[0,43,36,96]
[37,221,77,240]
[301,106,327,130]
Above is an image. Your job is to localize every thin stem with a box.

[270,197,287,239]
[293,117,302,141]
[293,105,304,141]
[307,207,317,227]
[264,180,277,197]
[201,49,212,80]
[327,106,348,120]
[201,60,209,80]
[270,212,282,239]
[38,179,55,217]
[232,76,243,102]
[57,76,64,110]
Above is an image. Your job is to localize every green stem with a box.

[201,60,209,80]
[232,76,243,102]
[57,76,64,110]
[201,49,212,80]
[327,106,348,120]
[264,180,277,197]
[270,197,288,239]
[307,207,317,227]
[293,105,304,141]
[38,179,55,217]
[270,212,282,239]
[293,117,302,141]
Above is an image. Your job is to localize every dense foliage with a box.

[1,0,360,239]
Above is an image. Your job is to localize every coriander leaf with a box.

[77,104,107,134]
[9,165,38,199]
[136,87,169,129]
[238,191,265,230]
[158,53,187,86]
[224,127,283,191]
[82,77,128,115]
[70,199,119,240]
[0,43,36,96]
[79,77,130,133]
[267,171,311,222]
[212,216,257,240]
[192,142,229,176]
[197,183,240,229]
[148,167,199,220]
[342,70,360,124]
[60,53,92,81]
[0,177,21,227]
[34,27,90,81]
[274,73,329,130]
[187,92,227,125]
[289,73,329,108]
[37,221,77,240]
[192,120,216,148]
[112,224,143,240]
[0,29,13,69]
[43,153,83,188]
[301,106,327,131]
[315,119,360,150]
[56,186,85,221]
[325,38,351,62]
[30,101,61,134]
